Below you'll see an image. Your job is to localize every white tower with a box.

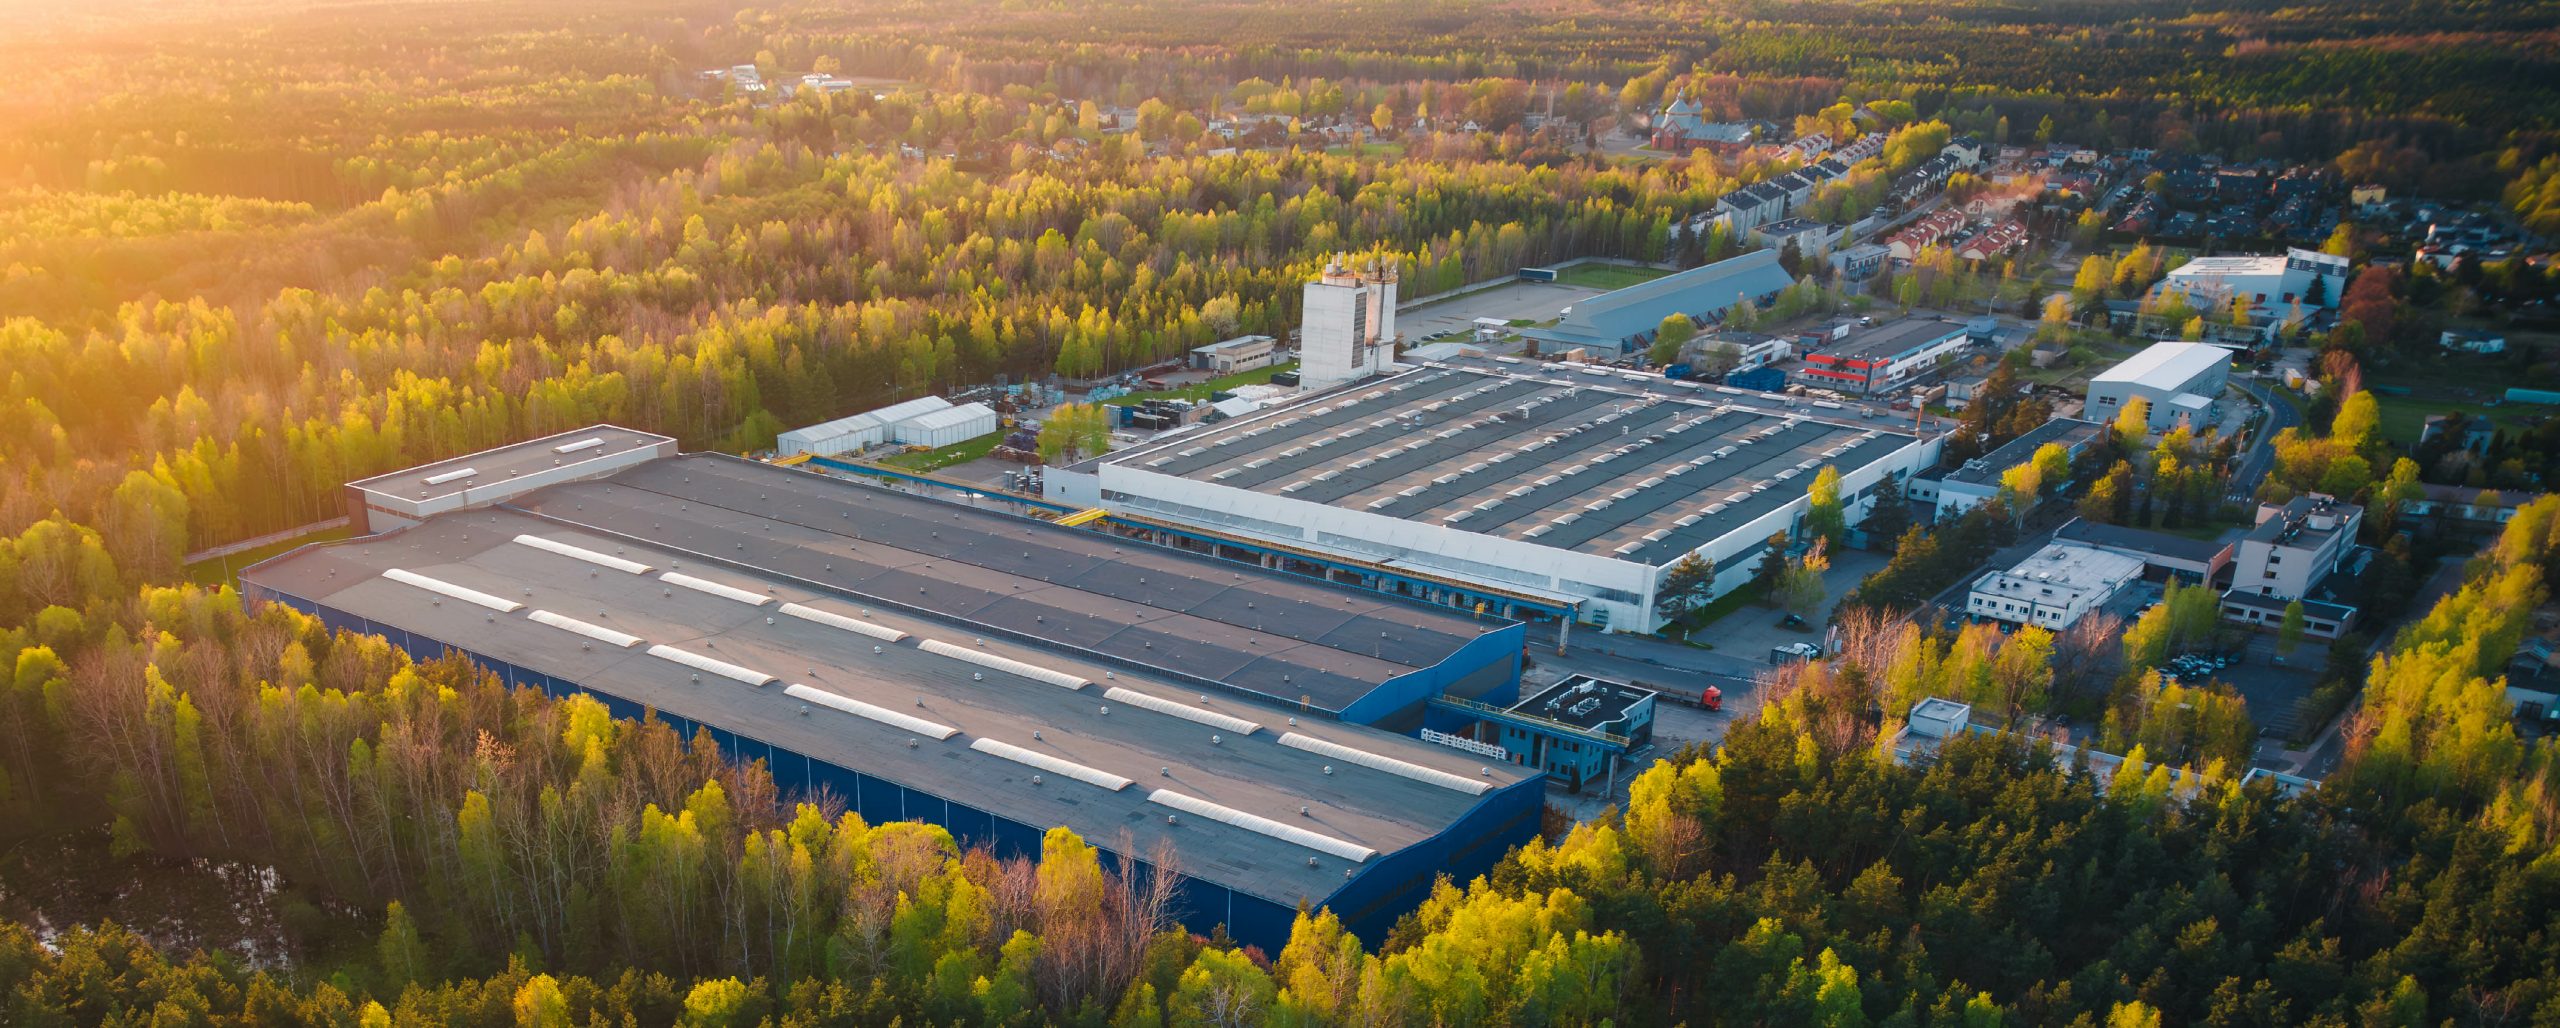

[1299,255,1398,391]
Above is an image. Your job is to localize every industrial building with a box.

[1965,542,2145,630]
[2055,517,2234,585]
[2220,495,2366,639]
[2086,342,2231,433]
[1923,418,2103,519]
[1301,258,1398,391]
[342,425,677,534]
[775,396,999,458]
[1522,250,1796,357]
[1481,676,1656,789]
[1050,358,1939,633]
[2152,247,2348,312]
[1190,335,1280,374]
[1792,319,1974,395]
[249,439,1541,952]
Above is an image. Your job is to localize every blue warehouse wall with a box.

[1347,620,1526,725]
[1322,771,1544,946]
[244,583,1514,954]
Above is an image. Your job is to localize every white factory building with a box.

[1047,356,1940,633]
[2152,247,2349,312]
[1300,256,1399,392]
[775,396,999,457]
[1965,542,2145,630]
[2086,342,2231,434]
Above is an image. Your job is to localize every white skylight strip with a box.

[1103,687,1261,735]
[382,569,523,612]
[661,572,773,606]
[777,602,907,642]
[420,467,478,486]
[646,644,775,686]
[969,739,1132,790]
[1276,733,1491,795]
[513,535,653,574]
[1147,789,1375,862]
[784,684,957,740]
[552,437,605,454]
[916,639,1090,689]
[526,610,642,648]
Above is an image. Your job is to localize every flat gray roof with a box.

[349,425,673,503]
[244,508,1531,909]
[1104,363,1918,567]
[502,455,1506,716]
[1802,319,1968,363]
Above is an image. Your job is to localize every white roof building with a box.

[2086,342,2232,434]
[1966,542,2145,630]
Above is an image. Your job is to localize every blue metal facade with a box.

[244,582,1540,953]
[1349,626,1526,723]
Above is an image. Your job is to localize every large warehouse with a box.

[1050,358,1940,632]
[2087,341,2231,433]
[247,443,1537,951]
[1521,250,1795,357]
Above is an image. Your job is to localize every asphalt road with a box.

[2230,379,2302,500]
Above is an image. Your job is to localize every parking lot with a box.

[1399,280,1602,346]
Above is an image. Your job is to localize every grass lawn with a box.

[1324,141,1406,159]
[876,432,1002,472]
[2363,348,2559,443]
[1557,263,1671,290]
[183,524,356,586]
[2373,394,2527,445]
[1109,361,1298,405]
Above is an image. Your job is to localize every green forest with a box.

[4,0,2560,1023]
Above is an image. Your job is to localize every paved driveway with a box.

[1401,281,1602,344]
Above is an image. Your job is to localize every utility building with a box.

[248,438,1537,953]
[1301,257,1398,391]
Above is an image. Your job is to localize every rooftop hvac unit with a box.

[784,684,955,740]
[661,572,773,606]
[970,739,1132,790]
[513,535,654,575]
[916,639,1090,690]
[1276,733,1491,795]
[647,645,774,686]
[777,602,907,642]
[1103,686,1262,735]
[381,569,522,612]
[1146,789,1378,862]
[527,610,642,648]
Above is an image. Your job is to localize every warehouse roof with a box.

[2091,341,2230,391]
[348,425,673,504]
[1801,318,1970,364]
[243,509,1531,909]
[503,455,1502,715]
[905,402,996,432]
[1099,363,1919,568]
[1942,419,2102,487]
